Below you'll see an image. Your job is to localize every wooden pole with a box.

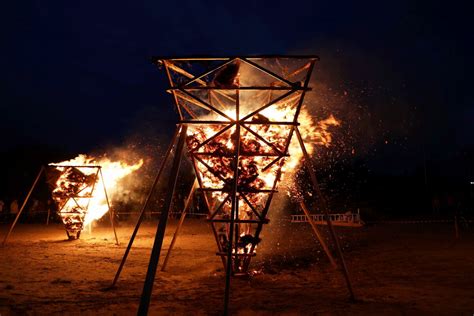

[111,127,180,287]
[2,166,45,246]
[99,168,120,246]
[161,178,198,272]
[295,127,356,301]
[85,168,101,236]
[299,201,337,268]
[224,88,241,315]
[138,124,187,315]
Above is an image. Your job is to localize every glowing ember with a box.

[49,154,143,238]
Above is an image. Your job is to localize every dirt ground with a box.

[0,218,473,315]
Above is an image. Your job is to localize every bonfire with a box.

[159,56,338,274]
[49,155,143,240]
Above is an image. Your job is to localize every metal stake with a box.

[138,124,188,315]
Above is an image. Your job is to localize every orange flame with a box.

[186,97,340,233]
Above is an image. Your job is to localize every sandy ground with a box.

[0,218,473,315]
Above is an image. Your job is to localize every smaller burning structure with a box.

[49,155,143,241]
[48,165,104,240]
[2,154,143,244]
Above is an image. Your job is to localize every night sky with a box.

[1,1,473,179]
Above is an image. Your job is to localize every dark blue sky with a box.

[1,0,472,174]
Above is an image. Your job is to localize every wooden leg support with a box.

[300,201,337,268]
[295,127,356,301]
[161,179,198,272]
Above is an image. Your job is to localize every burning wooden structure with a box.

[112,56,355,314]
[48,164,111,240]
[3,155,142,245]
[2,165,118,244]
